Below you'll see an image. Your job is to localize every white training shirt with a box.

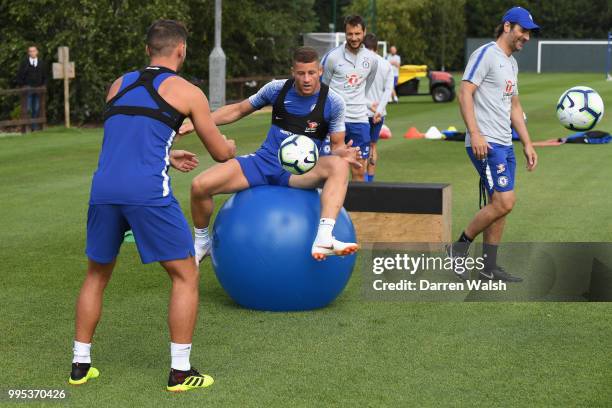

[462,41,519,147]
[366,54,394,118]
[321,43,379,123]
[386,54,401,77]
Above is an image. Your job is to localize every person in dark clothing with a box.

[16,45,47,129]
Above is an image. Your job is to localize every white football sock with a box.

[170,342,192,371]
[314,218,335,245]
[72,340,91,364]
[194,227,209,242]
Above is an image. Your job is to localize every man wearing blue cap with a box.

[448,7,539,282]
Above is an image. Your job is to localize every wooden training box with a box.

[343,182,452,243]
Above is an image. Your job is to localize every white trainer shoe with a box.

[194,240,211,266]
[311,238,359,261]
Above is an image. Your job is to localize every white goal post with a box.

[536,40,610,74]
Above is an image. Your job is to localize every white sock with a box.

[170,342,191,371]
[194,227,210,246]
[194,227,209,240]
[72,341,91,364]
[314,218,335,245]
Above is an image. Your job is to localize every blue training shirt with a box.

[248,79,345,158]
[90,70,179,206]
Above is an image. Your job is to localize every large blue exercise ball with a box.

[211,185,357,311]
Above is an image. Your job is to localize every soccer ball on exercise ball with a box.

[556,86,604,131]
[278,135,319,175]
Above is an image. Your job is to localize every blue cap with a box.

[502,6,540,31]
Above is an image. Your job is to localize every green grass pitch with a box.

[1,73,611,406]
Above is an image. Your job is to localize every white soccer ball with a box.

[556,86,604,131]
[278,135,319,175]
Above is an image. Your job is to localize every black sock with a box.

[71,362,91,380]
[451,231,473,256]
[483,243,498,270]
[458,231,473,244]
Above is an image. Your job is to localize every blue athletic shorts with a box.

[369,117,385,144]
[236,152,292,187]
[86,197,194,264]
[466,142,516,195]
[345,122,370,159]
[393,76,398,87]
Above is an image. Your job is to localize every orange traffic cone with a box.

[404,127,424,139]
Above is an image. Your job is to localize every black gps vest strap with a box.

[271,79,330,141]
[103,66,186,131]
[478,159,489,209]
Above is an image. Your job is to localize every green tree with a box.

[216,0,317,77]
[0,0,316,124]
[0,0,190,123]
[344,0,466,70]
[313,0,353,32]
[465,0,612,39]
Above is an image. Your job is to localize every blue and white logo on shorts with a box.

[320,135,332,156]
[466,142,516,195]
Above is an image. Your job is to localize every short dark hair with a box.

[495,22,516,38]
[344,15,366,31]
[293,46,319,64]
[364,33,377,51]
[146,20,188,57]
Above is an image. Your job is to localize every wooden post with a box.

[40,87,47,130]
[20,88,28,133]
[52,46,75,128]
[62,48,70,128]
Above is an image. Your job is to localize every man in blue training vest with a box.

[180,47,361,262]
[448,7,539,282]
[70,20,235,392]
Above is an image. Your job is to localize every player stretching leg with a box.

[70,20,235,391]
[181,47,361,262]
[448,7,538,282]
